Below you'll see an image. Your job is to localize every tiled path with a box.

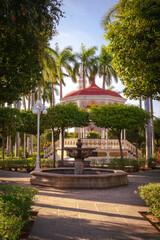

[0,168,160,240]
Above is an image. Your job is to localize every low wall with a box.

[30,168,129,189]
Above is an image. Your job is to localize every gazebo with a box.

[44,75,142,161]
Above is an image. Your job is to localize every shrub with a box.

[108,158,147,171]
[87,131,101,139]
[137,158,147,169]
[108,158,128,170]
[148,158,157,169]
[0,185,38,240]
[138,183,160,218]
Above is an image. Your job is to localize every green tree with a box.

[0,0,63,104]
[0,107,19,159]
[103,0,160,99]
[90,104,150,159]
[99,45,118,89]
[78,44,98,88]
[47,44,78,99]
[41,47,60,106]
[45,103,89,166]
[87,56,99,83]
[17,110,46,136]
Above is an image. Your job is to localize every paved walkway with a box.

[0,168,160,240]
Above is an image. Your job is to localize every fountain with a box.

[30,139,128,188]
[64,138,95,174]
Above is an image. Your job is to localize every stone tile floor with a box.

[0,167,160,240]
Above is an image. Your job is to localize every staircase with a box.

[44,139,142,159]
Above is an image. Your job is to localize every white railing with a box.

[44,140,60,158]
[44,145,53,158]
[44,138,142,158]
[64,138,142,157]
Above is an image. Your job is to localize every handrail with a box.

[44,138,142,158]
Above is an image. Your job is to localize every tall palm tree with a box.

[41,81,59,106]
[99,45,118,89]
[47,43,78,99]
[87,56,99,83]
[41,48,58,105]
[78,44,98,88]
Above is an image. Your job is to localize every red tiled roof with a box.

[63,81,122,98]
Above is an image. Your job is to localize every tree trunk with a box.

[15,101,21,157]
[27,93,31,154]
[51,83,55,106]
[38,84,41,100]
[150,98,155,156]
[7,104,12,156]
[139,97,142,109]
[30,135,33,154]
[23,97,26,158]
[15,132,20,157]
[82,63,86,89]
[144,99,152,163]
[60,81,63,99]
[118,133,123,159]
[28,93,31,110]
[30,92,35,154]
[60,127,64,165]
[7,135,12,157]
[135,137,138,160]
[23,133,26,158]
[102,75,105,89]
[2,125,5,160]
[52,128,56,168]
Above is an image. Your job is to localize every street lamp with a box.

[32,100,47,170]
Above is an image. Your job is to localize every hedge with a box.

[138,183,160,218]
[0,184,38,240]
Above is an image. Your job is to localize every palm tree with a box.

[41,81,59,106]
[87,56,99,83]
[47,43,78,99]
[41,48,59,105]
[99,45,118,89]
[78,44,98,88]
[101,0,127,26]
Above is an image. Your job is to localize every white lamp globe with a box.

[42,109,47,114]
[32,109,37,114]
[36,100,41,105]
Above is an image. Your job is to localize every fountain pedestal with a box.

[64,139,95,175]
[74,158,84,174]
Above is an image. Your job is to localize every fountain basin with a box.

[30,168,128,189]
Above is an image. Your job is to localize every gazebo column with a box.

[121,130,123,140]
[106,129,108,149]
[83,127,86,139]
[59,130,62,149]
[102,129,105,138]
[78,128,81,138]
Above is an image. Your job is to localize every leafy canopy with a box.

[89,104,150,132]
[0,107,19,135]
[90,104,150,158]
[0,0,63,104]
[45,102,89,130]
[17,110,46,135]
[103,0,160,99]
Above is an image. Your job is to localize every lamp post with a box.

[32,100,47,170]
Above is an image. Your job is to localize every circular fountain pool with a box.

[30,168,128,189]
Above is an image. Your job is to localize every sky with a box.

[49,0,160,118]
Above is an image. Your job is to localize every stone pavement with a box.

[0,168,160,240]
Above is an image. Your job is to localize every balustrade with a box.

[44,138,142,158]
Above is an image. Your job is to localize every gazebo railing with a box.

[44,138,142,158]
